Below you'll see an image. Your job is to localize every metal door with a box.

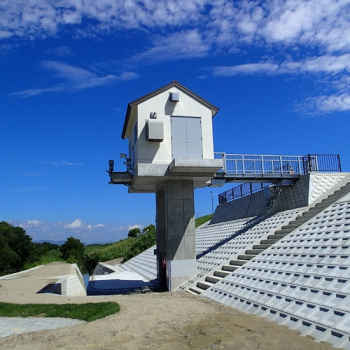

[171,116,202,159]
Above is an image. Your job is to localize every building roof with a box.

[121,80,219,139]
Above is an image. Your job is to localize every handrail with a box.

[214,153,341,175]
[218,182,270,204]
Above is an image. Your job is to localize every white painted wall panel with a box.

[130,87,214,166]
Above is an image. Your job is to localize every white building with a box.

[109,80,223,290]
[111,80,223,192]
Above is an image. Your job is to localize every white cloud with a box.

[2,0,350,113]
[65,219,105,230]
[65,219,84,229]
[10,219,143,244]
[213,62,281,76]
[118,72,140,81]
[8,61,139,97]
[19,220,43,229]
[8,87,64,98]
[207,0,350,53]
[298,93,350,114]
[135,30,210,62]
[43,161,83,167]
[316,94,350,112]
[295,54,350,74]
[0,0,207,40]
[212,53,350,113]
[0,30,13,39]
[45,46,73,56]
[74,74,119,89]
[213,54,350,77]
[1,0,349,58]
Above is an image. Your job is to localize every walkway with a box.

[212,153,341,183]
[0,317,86,338]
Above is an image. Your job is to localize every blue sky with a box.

[1,0,350,244]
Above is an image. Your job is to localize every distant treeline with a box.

[0,221,61,276]
[0,221,157,276]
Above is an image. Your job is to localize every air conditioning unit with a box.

[146,119,164,142]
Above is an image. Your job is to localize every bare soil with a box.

[0,263,335,350]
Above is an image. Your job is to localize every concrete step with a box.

[334,187,350,194]
[189,286,202,295]
[197,281,211,290]
[268,233,288,239]
[260,239,278,245]
[222,265,237,272]
[214,270,229,278]
[300,213,316,219]
[335,189,350,195]
[315,202,329,208]
[253,244,271,249]
[206,276,220,284]
[283,223,301,228]
[274,229,291,234]
[245,249,264,255]
[230,259,246,266]
[238,254,255,260]
[308,206,321,212]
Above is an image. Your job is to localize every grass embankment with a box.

[195,214,213,228]
[88,216,212,264]
[24,249,63,269]
[85,239,130,255]
[87,215,212,266]
[0,302,120,322]
[89,231,156,263]
[84,229,157,274]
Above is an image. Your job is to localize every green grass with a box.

[195,214,213,228]
[84,243,112,254]
[0,302,120,322]
[23,249,64,270]
[89,231,156,263]
[85,238,130,255]
[84,238,133,255]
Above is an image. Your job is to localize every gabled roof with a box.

[121,80,219,139]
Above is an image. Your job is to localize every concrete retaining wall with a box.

[211,173,348,224]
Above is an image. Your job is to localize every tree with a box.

[0,221,33,275]
[128,228,140,238]
[60,237,84,264]
[143,224,155,232]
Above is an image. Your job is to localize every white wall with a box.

[133,87,215,165]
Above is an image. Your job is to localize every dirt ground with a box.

[0,263,335,350]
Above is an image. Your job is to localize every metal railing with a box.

[302,154,341,173]
[218,182,270,204]
[214,153,341,175]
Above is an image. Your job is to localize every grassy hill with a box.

[195,214,213,228]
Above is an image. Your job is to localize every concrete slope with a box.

[202,178,350,349]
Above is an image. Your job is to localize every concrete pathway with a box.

[0,317,86,338]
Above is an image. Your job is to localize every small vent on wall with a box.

[169,92,179,102]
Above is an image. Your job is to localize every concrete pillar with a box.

[156,190,167,290]
[165,180,196,290]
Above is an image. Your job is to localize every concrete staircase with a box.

[60,264,86,297]
[189,180,350,295]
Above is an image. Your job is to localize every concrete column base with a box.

[156,190,166,290]
[165,180,196,291]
